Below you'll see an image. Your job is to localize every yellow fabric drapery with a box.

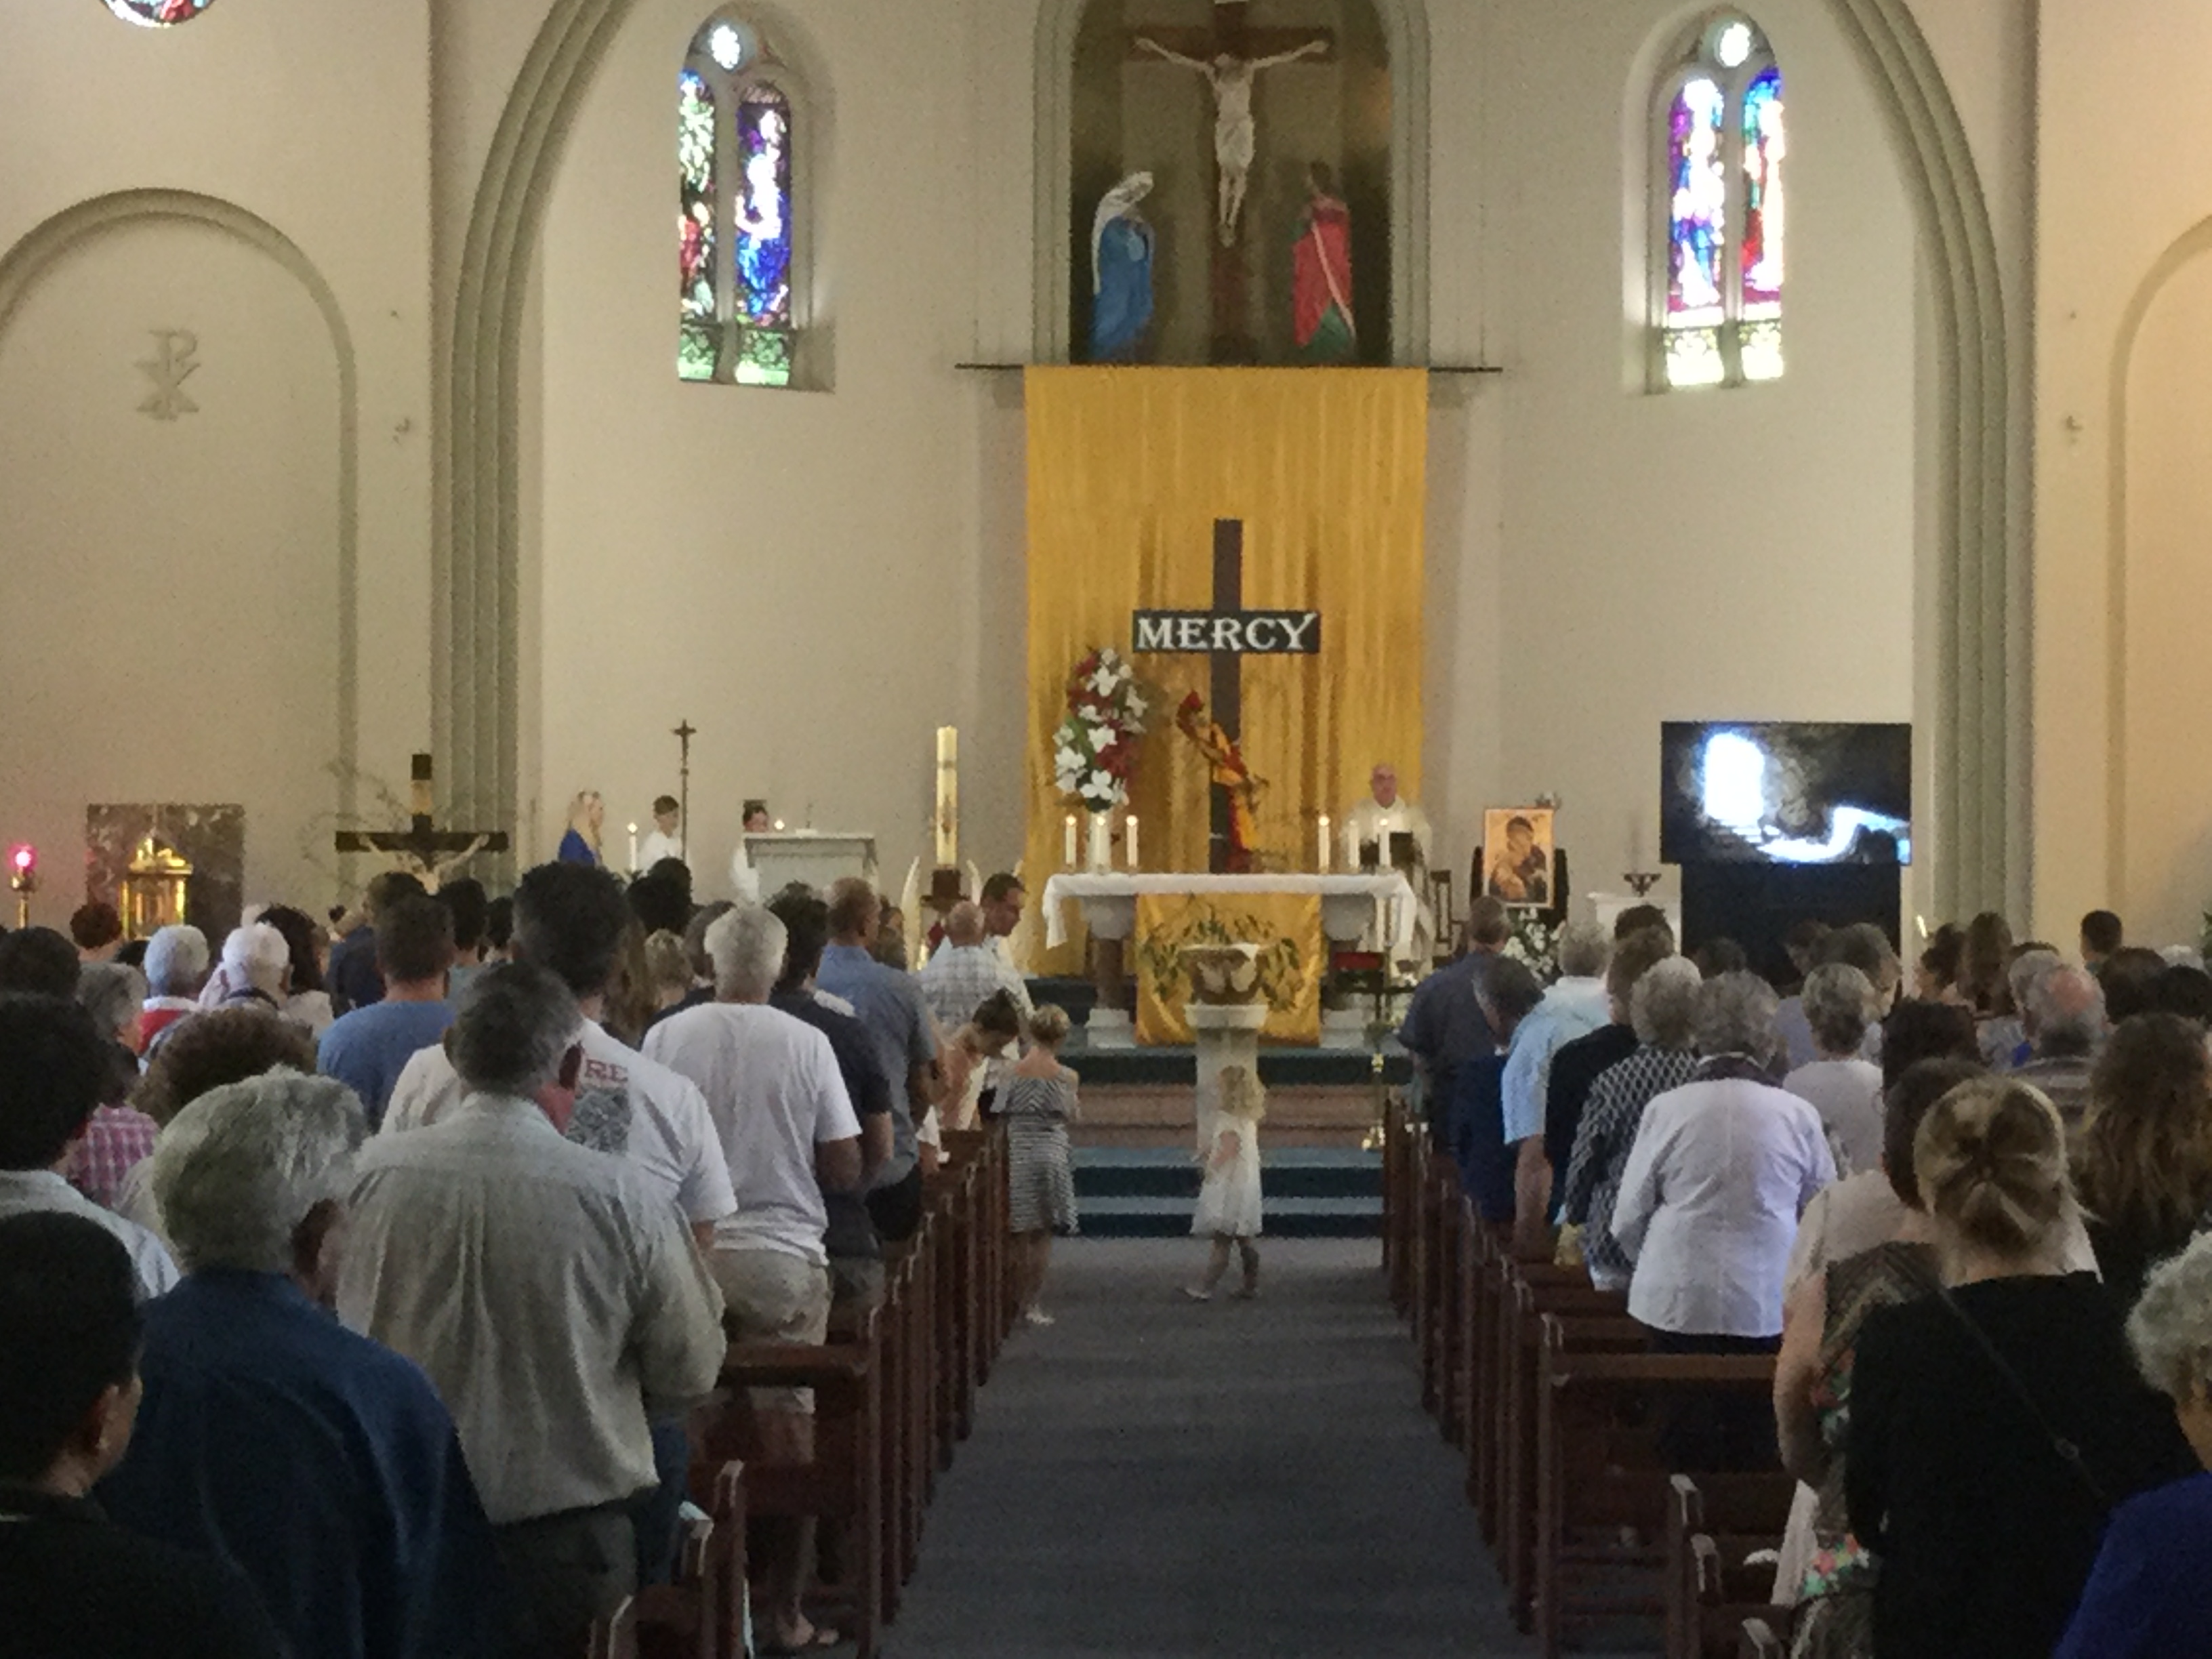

[1024,367,1429,978]
[1132,892,1325,1046]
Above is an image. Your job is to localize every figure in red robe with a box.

[1292,164,1357,364]
[1176,693,1268,873]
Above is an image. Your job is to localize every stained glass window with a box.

[104,0,215,23]
[1654,17,1784,390]
[678,16,800,390]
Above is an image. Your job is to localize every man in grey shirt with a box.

[337,964,725,1656]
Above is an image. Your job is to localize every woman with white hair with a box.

[137,923,209,1054]
[99,1071,504,1659]
[1784,963,1886,1175]
[212,922,291,1014]
[1559,956,1702,1293]
[2055,1231,2212,1655]
[1611,972,1835,1462]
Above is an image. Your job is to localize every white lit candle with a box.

[1064,813,1079,866]
[1126,813,1140,870]
[934,726,959,867]
[626,823,639,872]
[1318,813,1332,873]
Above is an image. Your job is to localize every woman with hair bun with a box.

[1846,1078,2195,1658]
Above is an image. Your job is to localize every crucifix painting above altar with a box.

[1071,0,1391,366]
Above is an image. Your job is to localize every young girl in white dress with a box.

[1185,1064,1265,1300]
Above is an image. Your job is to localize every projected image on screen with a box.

[1660,722,1912,866]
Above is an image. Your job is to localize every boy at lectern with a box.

[1185,1065,1266,1301]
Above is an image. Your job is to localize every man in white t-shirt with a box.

[381,865,736,1241]
[642,903,860,1656]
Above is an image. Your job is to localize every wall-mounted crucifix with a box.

[1130,1,1334,361]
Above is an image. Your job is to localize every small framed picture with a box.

[1482,808,1556,909]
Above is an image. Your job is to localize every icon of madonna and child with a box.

[1088,163,1357,365]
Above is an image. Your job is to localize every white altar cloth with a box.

[1041,872,1420,956]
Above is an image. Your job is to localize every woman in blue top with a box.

[556,791,603,866]
[2056,1231,2212,1658]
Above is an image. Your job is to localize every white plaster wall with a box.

[0,0,434,914]
[2035,0,2212,948]
[0,222,339,906]
[1475,0,1919,920]
[537,0,1015,891]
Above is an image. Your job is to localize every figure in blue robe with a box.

[1089,171,1156,363]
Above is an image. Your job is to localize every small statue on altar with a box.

[1175,691,1267,872]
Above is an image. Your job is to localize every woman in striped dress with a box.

[1002,1004,1080,1326]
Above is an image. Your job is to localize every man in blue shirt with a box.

[318,897,456,1128]
[100,1069,503,1658]
[1397,897,1511,1147]
[815,878,941,1245]
[327,872,428,1017]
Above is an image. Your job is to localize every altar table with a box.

[1042,873,1419,1047]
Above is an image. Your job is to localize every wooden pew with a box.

[586,1598,638,1659]
[1433,1188,1468,1443]
[1502,1295,1643,1626]
[1485,1263,1631,1586]
[1662,1472,1795,1659]
[700,1311,886,1659]
[636,1512,719,1659]
[1530,1315,1780,1659]
[1383,1094,1415,1314]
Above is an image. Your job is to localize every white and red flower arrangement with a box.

[1051,647,1151,811]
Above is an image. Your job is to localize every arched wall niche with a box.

[1066,0,1394,364]
[1042,0,1426,365]
[2106,216,2212,941]
[0,188,363,875]
[445,0,2019,916]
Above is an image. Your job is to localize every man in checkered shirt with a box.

[918,902,1032,1037]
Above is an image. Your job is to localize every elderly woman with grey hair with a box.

[2051,1233,2212,1656]
[99,1070,504,1659]
[1559,956,1703,1292]
[1783,963,1886,1175]
[1612,974,1835,1460]
[67,961,158,1210]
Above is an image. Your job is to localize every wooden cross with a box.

[1134,519,1322,871]
[335,753,510,888]
[1128,1,1334,362]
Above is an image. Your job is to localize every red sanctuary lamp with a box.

[7,844,36,930]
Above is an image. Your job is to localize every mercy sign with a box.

[1132,610,1322,655]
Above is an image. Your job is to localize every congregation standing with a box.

[1401,897,2212,1656]
[0,847,1082,1659]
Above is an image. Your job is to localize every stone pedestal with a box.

[1187,1001,1269,1155]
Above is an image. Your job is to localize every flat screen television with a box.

[1660,722,1912,866]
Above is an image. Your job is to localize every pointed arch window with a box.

[1653,16,1784,390]
[679,15,802,388]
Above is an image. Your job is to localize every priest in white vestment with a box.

[1342,763,1436,967]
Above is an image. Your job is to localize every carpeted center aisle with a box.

[888,1238,1539,1658]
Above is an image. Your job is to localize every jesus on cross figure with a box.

[1134,33,1329,245]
